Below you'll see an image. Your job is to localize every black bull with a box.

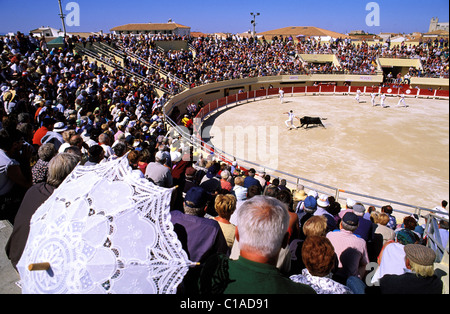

[299,116,326,128]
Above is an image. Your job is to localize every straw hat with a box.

[293,190,307,202]
[3,90,16,102]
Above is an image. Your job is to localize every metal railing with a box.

[424,213,449,263]
[75,45,174,96]
[97,42,191,91]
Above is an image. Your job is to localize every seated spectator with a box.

[219,170,232,192]
[396,216,422,244]
[83,145,105,166]
[199,195,316,294]
[276,189,300,243]
[98,133,114,159]
[290,236,353,294]
[145,151,173,188]
[326,212,369,284]
[182,167,198,197]
[289,215,328,276]
[371,211,395,244]
[199,162,221,193]
[232,176,247,203]
[40,121,67,151]
[278,179,290,192]
[211,194,237,249]
[370,226,420,286]
[378,244,443,294]
[314,194,338,233]
[292,185,307,213]
[0,128,33,223]
[339,198,356,219]
[243,168,262,190]
[327,196,342,226]
[5,153,80,270]
[381,204,397,230]
[171,186,228,294]
[32,117,55,147]
[127,150,144,179]
[352,203,375,242]
[58,129,76,153]
[31,143,57,184]
[108,142,127,161]
[298,196,317,240]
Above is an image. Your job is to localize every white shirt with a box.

[287,112,295,121]
[0,149,19,195]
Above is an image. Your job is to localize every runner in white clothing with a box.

[355,89,361,103]
[284,110,298,129]
[279,88,285,103]
[371,93,377,106]
[380,94,387,108]
[397,94,408,107]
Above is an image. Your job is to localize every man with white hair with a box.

[144,151,173,188]
[98,133,114,159]
[199,196,316,294]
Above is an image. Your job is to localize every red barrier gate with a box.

[335,86,350,94]
[306,86,320,93]
[255,89,267,98]
[349,86,363,94]
[293,86,306,93]
[435,90,449,98]
[418,89,435,97]
[320,85,335,93]
[237,92,248,102]
[267,88,279,96]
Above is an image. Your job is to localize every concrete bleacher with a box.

[0,221,21,294]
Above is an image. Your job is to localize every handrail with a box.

[424,213,449,263]
[76,45,174,96]
[106,42,191,90]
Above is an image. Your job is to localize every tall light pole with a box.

[58,0,67,38]
[250,12,260,38]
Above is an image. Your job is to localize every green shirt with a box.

[199,255,316,294]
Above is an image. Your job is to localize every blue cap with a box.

[304,196,317,210]
[343,212,359,227]
[185,187,208,208]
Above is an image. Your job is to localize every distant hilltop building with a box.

[429,17,449,32]
[110,22,190,37]
[30,26,66,38]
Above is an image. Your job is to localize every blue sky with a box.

[0,0,448,35]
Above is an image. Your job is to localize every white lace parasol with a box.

[17,156,193,294]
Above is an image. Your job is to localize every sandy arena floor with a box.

[202,94,449,214]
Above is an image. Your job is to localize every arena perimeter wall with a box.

[164,73,449,117]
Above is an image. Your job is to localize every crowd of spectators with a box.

[0,31,448,295]
[110,34,448,90]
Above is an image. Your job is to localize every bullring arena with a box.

[196,90,449,218]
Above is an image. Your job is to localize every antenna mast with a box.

[58,0,67,38]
